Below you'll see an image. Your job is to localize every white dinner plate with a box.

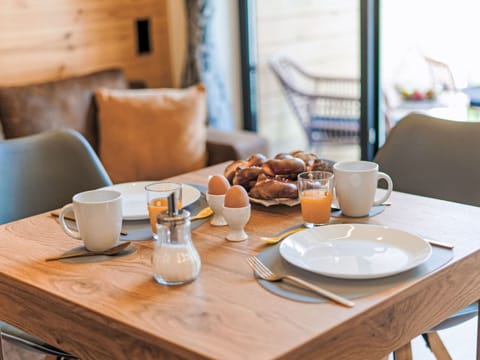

[279,224,432,279]
[103,182,201,220]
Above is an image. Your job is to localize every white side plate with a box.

[279,224,432,279]
[103,182,201,220]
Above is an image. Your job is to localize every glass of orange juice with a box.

[298,171,334,227]
[145,182,182,239]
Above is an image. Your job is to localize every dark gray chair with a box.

[0,128,113,359]
[374,112,480,359]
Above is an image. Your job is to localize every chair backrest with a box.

[423,55,457,92]
[0,129,112,224]
[269,55,313,126]
[374,113,480,206]
[269,54,360,148]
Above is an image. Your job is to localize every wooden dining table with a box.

[0,162,480,360]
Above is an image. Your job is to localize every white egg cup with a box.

[222,205,251,242]
[206,193,228,226]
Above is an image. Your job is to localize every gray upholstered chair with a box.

[374,112,480,359]
[0,128,112,359]
[0,129,112,225]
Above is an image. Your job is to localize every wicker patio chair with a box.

[424,55,480,107]
[269,54,360,152]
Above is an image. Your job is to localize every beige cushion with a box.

[96,84,207,183]
[0,69,128,149]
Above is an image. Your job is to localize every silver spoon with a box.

[45,241,132,261]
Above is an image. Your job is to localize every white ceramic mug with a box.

[60,189,123,251]
[333,161,393,217]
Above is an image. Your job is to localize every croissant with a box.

[261,158,306,179]
[249,175,298,200]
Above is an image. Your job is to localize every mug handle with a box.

[60,203,82,240]
[373,172,393,206]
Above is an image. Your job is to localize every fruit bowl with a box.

[397,87,438,101]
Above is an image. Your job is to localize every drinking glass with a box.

[297,171,334,227]
[145,182,182,239]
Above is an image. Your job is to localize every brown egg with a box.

[208,174,230,195]
[224,185,250,208]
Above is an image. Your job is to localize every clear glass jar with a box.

[152,209,201,286]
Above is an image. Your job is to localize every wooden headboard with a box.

[0,0,173,87]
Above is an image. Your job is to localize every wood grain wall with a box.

[0,0,172,87]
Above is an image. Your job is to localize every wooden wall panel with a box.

[0,0,172,87]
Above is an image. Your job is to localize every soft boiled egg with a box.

[224,185,250,208]
[208,174,230,195]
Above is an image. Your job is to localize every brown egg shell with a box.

[224,185,250,208]
[208,174,231,195]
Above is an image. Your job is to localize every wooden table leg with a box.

[426,332,451,360]
[477,300,480,360]
[393,341,412,360]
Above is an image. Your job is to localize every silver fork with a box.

[247,256,354,308]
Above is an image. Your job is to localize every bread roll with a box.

[274,153,294,160]
[307,158,335,172]
[249,175,298,200]
[246,153,267,167]
[290,150,319,164]
[261,158,306,179]
[232,166,263,191]
[224,160,249,183]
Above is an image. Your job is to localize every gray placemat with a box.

[120,184,209,241]
[256,243,454,303]
[59,243,137,264]
[330,204,385,218]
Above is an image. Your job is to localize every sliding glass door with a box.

[240,0,380,161]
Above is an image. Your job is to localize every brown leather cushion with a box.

[0,69,128,149]
[96,84,207,183]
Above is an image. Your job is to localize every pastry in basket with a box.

[246,153,267,167]
[224,153,268,183]
[232,166,263,191]
[307,158,335,172]
[224,159,250,183]
[261,158,306,179]
[289,150,319,164]
[274,152,294,159]
[222,151,335,202]
[249,174,298,200]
